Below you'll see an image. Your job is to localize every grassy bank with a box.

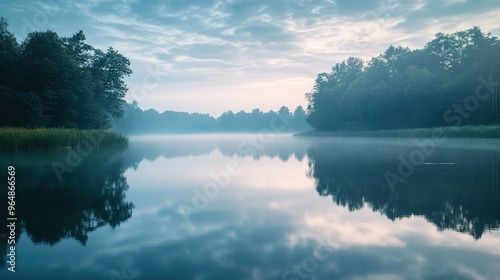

[0,128,128,152]
[295,125,500,138]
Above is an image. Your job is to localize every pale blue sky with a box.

[2,0,500,116]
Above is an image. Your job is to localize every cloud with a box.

[2,0,500,115]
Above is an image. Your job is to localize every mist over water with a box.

[1,134,500,279]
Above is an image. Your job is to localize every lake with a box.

[1,134,500,280]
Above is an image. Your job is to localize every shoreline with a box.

[294,125,500,139]
[0,128,128,152]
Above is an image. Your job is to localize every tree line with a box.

[111,101,311,134]
[0,16,310,133]
[0,18,131,129]
[306,27,500,131]
[307,141,500,239]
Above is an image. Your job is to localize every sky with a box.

[1,0,500,117]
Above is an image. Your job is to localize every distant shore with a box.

[294,125,500,138]
[0,128,128,152]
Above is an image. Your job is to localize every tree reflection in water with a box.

[307,140,500,239]
[0,146,134,267]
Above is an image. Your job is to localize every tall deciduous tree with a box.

[21,31,79,127]
[0,17,21,89]
[90,47,132,127]
[305,27,500,131]
[0,18,132,129]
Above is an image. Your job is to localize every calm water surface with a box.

[1,134,500,280]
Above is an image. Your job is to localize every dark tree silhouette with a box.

[0,18,132,129]
[307,141,500,239]
[0,147,134,267]
[306,27,500,131]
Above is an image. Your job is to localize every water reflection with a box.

[1,135,500,279]
[0,146,134,267]
[307,139,500,239]
[125,134,309,164]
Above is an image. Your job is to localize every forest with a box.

[0,17,309,134]
[306,27,500,131]
[3,16,499,135]
[111,102,311,134]
[0,18,131,129]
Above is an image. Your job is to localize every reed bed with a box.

[0,128,128,152]
[296,125,500,139]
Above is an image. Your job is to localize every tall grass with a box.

[0,128,128,152]
[296,125,500,138]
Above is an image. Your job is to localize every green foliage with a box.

[297,125,500,139]
[0,128,128,152]
[0,17,132,129]
[306,27,500,131]
[307,141,500,239]
[0,17,21,88]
